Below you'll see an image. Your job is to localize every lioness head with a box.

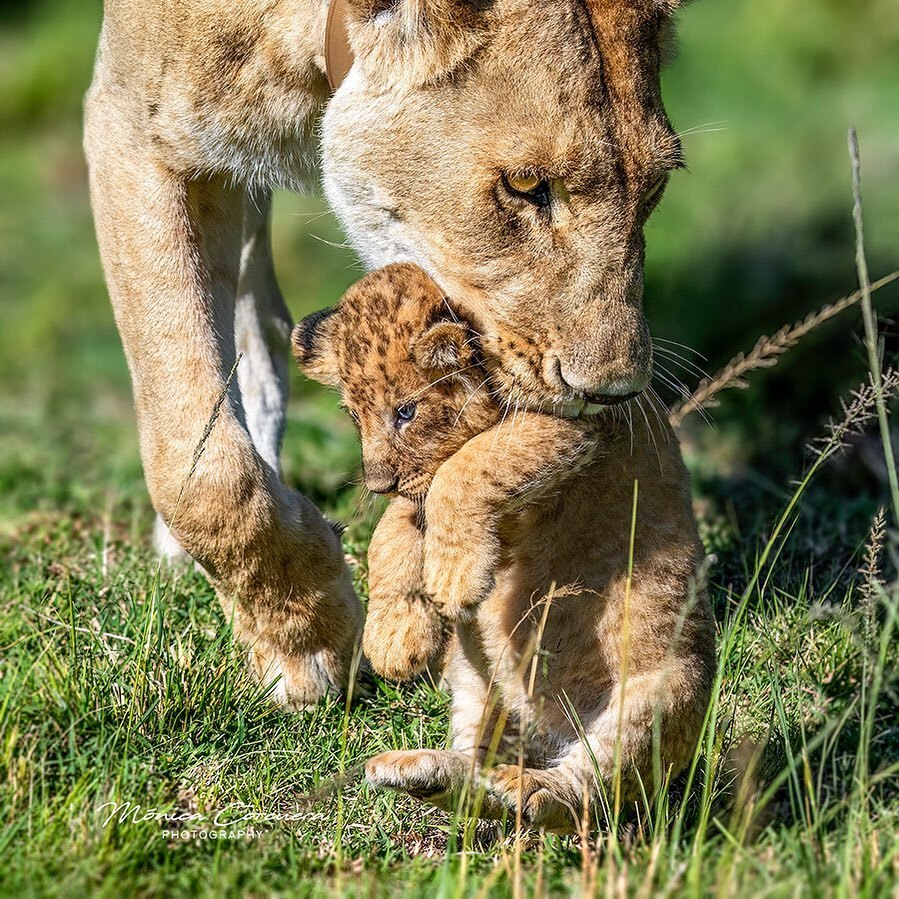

[293,264,500,499]
[322,0,684,415]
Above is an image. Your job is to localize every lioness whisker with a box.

[307,232,355,251]
[646,386,676,443]
[655,346,712,382]
[676,120,729,137]
[634,396,662,471]
[654,368,715,429]
[654,337,708,361]
[489,385,517,455]
[410,364,481,400]
[625,398,635,455]
[654,361,695,398]
[454,376,491,427]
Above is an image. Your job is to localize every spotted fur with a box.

[293,263,502,499]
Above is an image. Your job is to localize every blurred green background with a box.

[0,0,897,530]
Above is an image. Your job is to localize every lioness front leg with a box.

[364,497,448,681]
[85,107,362,707]
[423,414,598,619]
[154,190,291,564]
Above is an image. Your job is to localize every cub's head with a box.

[322,0,687,415]
[293,264,500,500]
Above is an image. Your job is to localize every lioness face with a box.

[323,0,682,415]
[292,265,500,500]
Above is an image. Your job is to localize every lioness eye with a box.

[644,174,669,204]
[395,402,417,426]
[503,174,552,209]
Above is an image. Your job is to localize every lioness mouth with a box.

[584,391,641,408]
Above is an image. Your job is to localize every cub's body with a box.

[294,264,715,831]
[453,420,709,750]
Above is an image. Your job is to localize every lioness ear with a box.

[342,0,490,85]
[412,321,473,375]
[292,308,342,388]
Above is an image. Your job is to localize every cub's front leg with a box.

[364,497,449,681]
[423,413,598,620]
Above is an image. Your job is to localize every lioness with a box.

[294,264,715,831]
[85,0,690,706]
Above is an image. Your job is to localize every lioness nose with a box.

[557,360,647,401]
[553,307,652,402]
[556,347,651,403]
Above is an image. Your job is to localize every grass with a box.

[1,0,899,895]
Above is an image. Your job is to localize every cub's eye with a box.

[502,173,552,209]
[394,402,417,426]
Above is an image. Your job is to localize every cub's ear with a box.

[412,321,473,375]
[342,0,490,86]
[292,307,342,388]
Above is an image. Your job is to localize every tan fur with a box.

[296,265,716,831]
[325,0,686,406]
[85,0,688,707]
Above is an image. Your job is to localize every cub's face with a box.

[323,0,684,414]
[293,264,500,500]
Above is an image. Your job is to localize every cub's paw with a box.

[363,593,448,681]
[366,749,472,810]
[423,540,496,621]
[482,765,580,833]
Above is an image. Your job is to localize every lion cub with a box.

[293,263,715,832]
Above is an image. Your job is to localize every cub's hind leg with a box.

[366,641,509,816]
[365,749,475,811]
[364,647,485,812]
[482,764,584,833]
[485,662,713,833]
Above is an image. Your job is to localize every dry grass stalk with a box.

[859,507,886,643]
[810,367,899,460]
[849,128,899,527]
[668,271,899,428]
[155,352,244,563]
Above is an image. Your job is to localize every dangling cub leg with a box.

[366,643,507,815]
[363,496,449,681]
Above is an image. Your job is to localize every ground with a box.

[1,0,898,895]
